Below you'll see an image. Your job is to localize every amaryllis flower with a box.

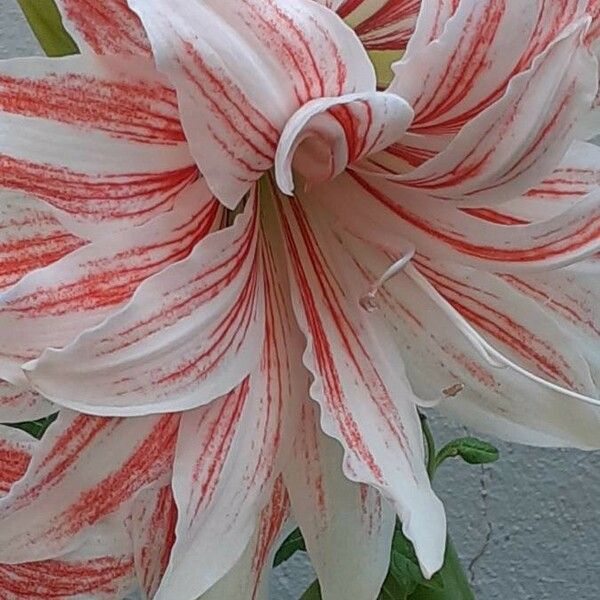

[0,0,599,599]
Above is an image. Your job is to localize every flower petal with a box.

[0,409,179,563]
[498,140,600,221]
[0,194,83,292]
[55,0,151,56]
[403,0,459,54]
[272,188,445,577]
[500,261,600,389]
[130,484,177,600]
[342,236,600,448]
[386,15,597,205]
[0,518,137,600]
[0,181,220,386]
[334,0,422,51]
[0,425,35,495]
[128,0,376,207]
[284,400,395,600]
[199,477,289,600]
[155,228,293,599]
[0,54,196,238]
[318,172,600,272]
[275,91,413,195]
[395,0,584,133]
[0,381,54,424]
[27,191,263,416]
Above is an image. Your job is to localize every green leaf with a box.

[273,527,306,567]
[6,413,58,440]
[17,0,79,57]
[379,522,445,600]
[409,538,475,600]
[435,437,499,470]
[379,570,414,600]
[300,580,322,600]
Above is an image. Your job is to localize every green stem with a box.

[17,0,78,56]
[420,413,437,479]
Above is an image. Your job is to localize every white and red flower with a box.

[0,0,599,598]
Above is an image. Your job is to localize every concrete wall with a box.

[2,1,600,597]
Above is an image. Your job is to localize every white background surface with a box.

[2,1,600,597]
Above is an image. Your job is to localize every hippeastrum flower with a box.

[0,0,599,598]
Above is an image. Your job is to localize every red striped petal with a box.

[330,0,422,51]
[0,410,179,563]
[128,0,376,207]
[131,484,177,599]
[320,172,600,272]
[272,186,445,577]
[0,381,54,424]
[0,512,136,600]
[275,91,413,195]
[0,55,196,237]
[27,191,264,416]
[155,229,292,599]
[0,426,34,496]
[55,0,151,56]
[199,476,290,600]
[342,237,600,448]
[387,17,597,205]
[0,196,84,293]
[284,400,395,598]
[0,181,220,385]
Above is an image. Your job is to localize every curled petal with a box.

[27,192,264,416]
[275,92,413,195]
[55,0,151,56]
[0,410,179,563]
[386,16,597,205]
[395,0,584,133]
[0,54,196,238]
[128,0,376,206]
[0,182,220,385]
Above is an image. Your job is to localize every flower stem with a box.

[420,413,437,479]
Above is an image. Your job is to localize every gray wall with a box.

[2,1,600,597]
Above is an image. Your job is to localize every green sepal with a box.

[17,0,79,57]
[435,437,500,471]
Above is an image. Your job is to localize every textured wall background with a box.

[2,1,600,598]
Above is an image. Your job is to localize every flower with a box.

[0,1,599,599]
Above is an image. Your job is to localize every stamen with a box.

[405,264,600,409]
[442,383,465,398]
[359,244,416,313]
